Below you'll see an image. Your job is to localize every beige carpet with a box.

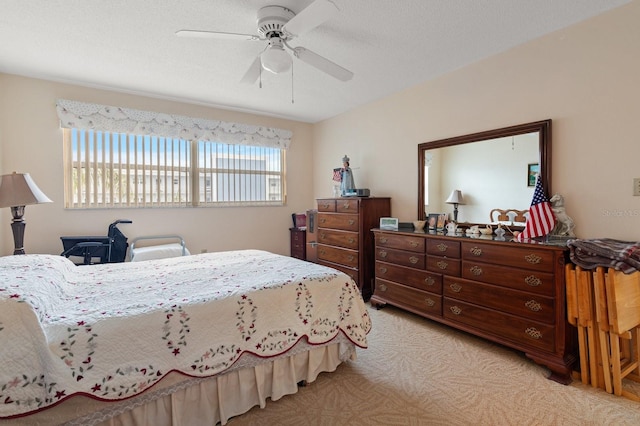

[228,304,640,425]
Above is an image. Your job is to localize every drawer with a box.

[336,198,359,213]
[291,232,305,244]
[318,260,358,286]
[317,199,336,212]
[427,256,461,276]
[443,299,555,352]
[375,261,442,293]
[318,244,359,268]
[374,232,425,253]
[318,213,359,232]
[461,242,555,272]
[443,276,555,324]
[375,247,426,269]
[427,239,461,258]
[318,229,359,250]
[375,278,442,317]
[461,261,554,296]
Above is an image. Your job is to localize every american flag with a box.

[517,175,557,241]
[332,168,342,182]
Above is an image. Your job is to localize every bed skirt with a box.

[9,336,355,426]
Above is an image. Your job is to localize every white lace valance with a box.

[55,99,292,150]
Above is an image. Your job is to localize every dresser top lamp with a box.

[445,189,464,222]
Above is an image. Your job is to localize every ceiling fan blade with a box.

[240,56,262,85]
[175,30,260,41]
[282,0,338,38]
[293,47,353,82]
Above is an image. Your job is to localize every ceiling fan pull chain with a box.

[291,63,295,104]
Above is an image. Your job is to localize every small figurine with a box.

[340,155,356,196]
[549,193,576,237]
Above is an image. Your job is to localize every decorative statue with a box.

[339,155,355,196]
[549,193,576,237]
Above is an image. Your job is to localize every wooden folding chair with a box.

[603,267,640,400]
[593,267,613,394]
[566,264,592,385]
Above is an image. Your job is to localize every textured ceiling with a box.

[0,0,630,123]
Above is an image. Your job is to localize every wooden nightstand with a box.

[289,228,306,260]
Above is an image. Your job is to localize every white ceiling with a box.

[0,0,630,123]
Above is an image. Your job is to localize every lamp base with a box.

[10,206,26,255]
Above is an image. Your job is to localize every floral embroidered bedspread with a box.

[0,250,371,418]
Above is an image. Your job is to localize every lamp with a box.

[445,189,464,222]
[261,37,292,74]
[0,172,52,255]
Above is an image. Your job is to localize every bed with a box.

[0,250,371,425]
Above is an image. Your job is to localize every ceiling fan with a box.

[176,0,354,84]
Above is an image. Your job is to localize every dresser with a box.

[371,229,575,384]
[289,228,306,260]
[316,197,391,300]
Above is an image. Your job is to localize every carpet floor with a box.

[228,304,640,425]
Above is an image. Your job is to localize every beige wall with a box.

[313,1,640,241]
[0,76,314,256]
[1,2,639,257]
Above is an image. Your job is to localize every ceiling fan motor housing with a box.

[257,6,295,39]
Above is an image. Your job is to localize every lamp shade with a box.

[0,172,52,208]
[261,39,292,74]
[445,190,464,205]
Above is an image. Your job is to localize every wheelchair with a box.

[60,220,132,265]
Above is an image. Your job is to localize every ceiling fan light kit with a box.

[176,0,353,83]
[261,37,292,74]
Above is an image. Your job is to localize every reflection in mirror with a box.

[418,120,551,226]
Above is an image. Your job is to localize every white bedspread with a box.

[0,250,371,419]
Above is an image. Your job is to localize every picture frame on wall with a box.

[527,163,539,187]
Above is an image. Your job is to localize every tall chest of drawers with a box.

[316,197,391,301]
[371,229,575,384]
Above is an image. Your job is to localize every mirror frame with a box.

[417,119,552,223]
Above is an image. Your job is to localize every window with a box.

[63,128,286,209]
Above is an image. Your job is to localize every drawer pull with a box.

[319,249,326,255]
[525,254,542,264]
[379,236,388,243]
[348,219,355,225]
[424,276,435,286]
[436,243,448,252]
[450,305,462,315]
[425,298,435,307]
[525,327,543,340]
[525,300,542,312]
[320,218,326,224]
[470,265,482,276]
[524,275,542,287]
[469,246,482,256]
[342,202,351,209]
[409,241,419,248]
[348,237,355,244]
[449,283,462,293]
[346,255,355,262]
[379,250,388,258]
[378,283,388,292]
[378,266,388,274]
[437,260,449,270]
[321,203,330,209]
[409,256,419,264]
[320,233,326,239]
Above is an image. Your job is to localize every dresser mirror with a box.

[418,119,551,226]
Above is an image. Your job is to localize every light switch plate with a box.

[634,178,640,196]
